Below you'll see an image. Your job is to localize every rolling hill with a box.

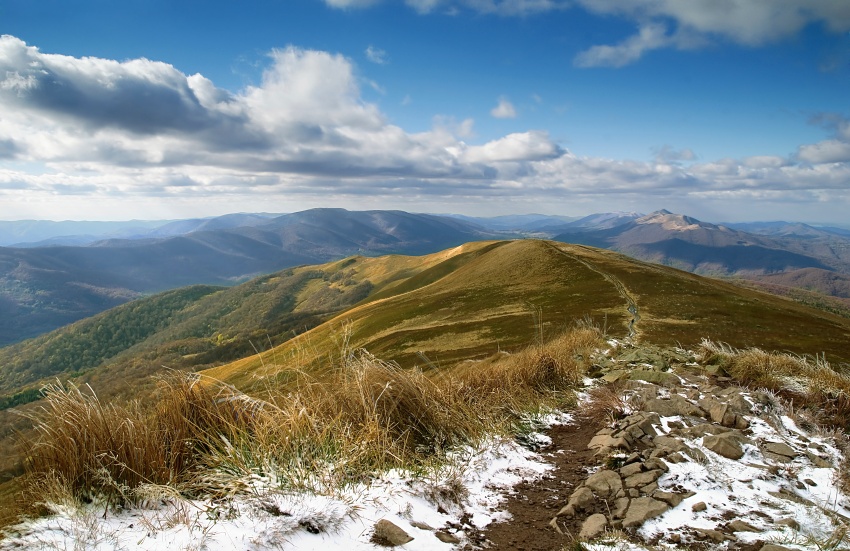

[2,238,850,522]
[0,209,492,346]
[202,239,850,394]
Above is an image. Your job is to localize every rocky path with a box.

[468,351,850,550]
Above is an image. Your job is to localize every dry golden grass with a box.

[699,340,850,430]
[19,326,603,510]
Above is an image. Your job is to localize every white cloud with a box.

[365,45,388,64]
[574,0,850,66]
[490,97,517,119]
[575,23,670,68]
[1,35,849,222]
[798,140,850,164]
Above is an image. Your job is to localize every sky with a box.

[1,0,849,223]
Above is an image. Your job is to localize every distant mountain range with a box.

[3,208,850,348]
[0,209,492,346]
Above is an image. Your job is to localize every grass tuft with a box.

[18,327,603,512]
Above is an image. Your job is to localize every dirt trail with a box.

[545,242,641,338]
[464,414,606,550]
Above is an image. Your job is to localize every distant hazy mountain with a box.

[554,209,850,281]
[444,213,578,232]
[0,209,491,346]
[3,213,284,247]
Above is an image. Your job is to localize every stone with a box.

[602,370,629,383]
[619,462,644,477]
[555,504,576,518]
[694,528,729,543]
[727,394,752,414]
[643,458,669,473]
[585,470,623,498]
[567,486,595,511]
[763,441,797,459]
[652,491,685,507]
[759,545,794,551]
[644,396,705,418]
[629,370,677,385]
[622,497,669,528]
[728,519,759,532]
[640,482,658,495]
[684,447,708,463]
[372,519,414,546]
[624,470,662,489]
[588,434,631,451]
[654,435,687,453]
[704,432,746,460]
[435,531,460,544]
[409,521,434,531]
[611,497,630,520]
[579,513,608,540]
[806,451,832,468]
[692,501,707,512]
[775,518,800,530]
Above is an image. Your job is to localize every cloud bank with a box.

[0,35,847,221]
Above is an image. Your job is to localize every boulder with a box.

[728,519,759,532]
[763,441,797,459]
[624,470,662,489]
[372,519,414,546]
[585,470,624,498]
[579,513,608,540]
[567,486,595,511]
[703,432,746,460]
[588,434,631,451]
[759,545,794,551]
[619,462,644,477]
[435,531,460,544]
[692,501,707,512]
[611,497,630,519]
[644,395,705,418]
[622,497,669,528]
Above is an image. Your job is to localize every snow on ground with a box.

[586,389,850,550]
[0,425,561,551]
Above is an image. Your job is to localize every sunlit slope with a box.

[206,240,850,392]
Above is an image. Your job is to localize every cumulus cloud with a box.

[575,0,850,66]
[797,113,850,164]
[1,34,849,222]
[490,97,517,118]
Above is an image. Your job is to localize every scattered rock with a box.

[727,519,759,532]
[579,513,608,540]
[435,531,460,544]
[763,441,798,460]
[567,486,595,511]
[692,501,707,512]
[619,462,644,477]
[775,517,800,530]
[409,521,434,531]
[372,519,414,546]
[624,469,662,489]
[584,470,623,498]
[622,497,669,528]
[703,432,746,460]
[611,497,630,520]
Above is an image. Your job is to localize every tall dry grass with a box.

[699,340,850,430]
[19,327,602,508]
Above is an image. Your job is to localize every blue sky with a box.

[1,0,849,223]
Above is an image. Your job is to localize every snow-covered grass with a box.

[5,328,603,549]
[1,431,556,550]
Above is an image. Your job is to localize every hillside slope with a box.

[204,239,850,393]
[0,209,491,346]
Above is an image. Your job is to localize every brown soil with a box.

[464,413,607,550]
